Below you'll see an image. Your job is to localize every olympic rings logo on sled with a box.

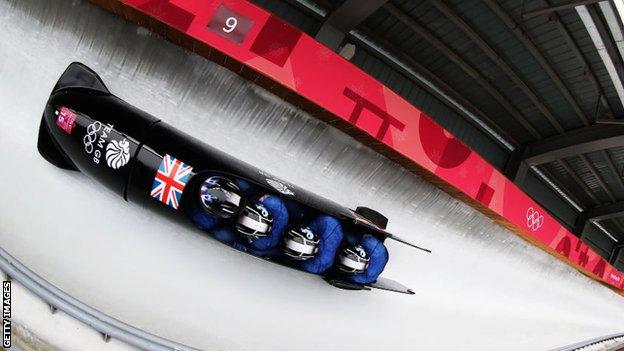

[526,207,544,231]
[83,121,102,154]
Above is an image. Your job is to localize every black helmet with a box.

[236,202,273,239]
[198,176,243,219]
[283,226,320,260]
[337,244,370,274]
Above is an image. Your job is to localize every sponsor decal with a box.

[105,139,130,169]
[83,121,114,165]
[2,281,9,348]
[55,106,77,134]
[526,207,544,231]
[151,154,193,209]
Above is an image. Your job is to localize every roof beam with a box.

[506,124,624,194]
[532,164,586,211]
[579,154,617,202]
[548,9,612,118]
[550,2,624,198]
[352,26,519,150]
[286,0,517,150]
[315,0,387,50]
[486,0,624,214]
[576,203,624,244]
[383,3,540,140]
[599,148,624,194]
[516,124,624,167]
[598,2,624,68]
[522,0,604,19]
[431,0,566,134]
[582,201,624,222]
[504,155,602,210]
[610,218,624,238]
[577,4,624,108]
[557,159,601,205]
[609,243,624,264]
[484,0,591,127]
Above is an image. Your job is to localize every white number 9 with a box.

[223,17,238,33]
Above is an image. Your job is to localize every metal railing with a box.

[0,246,199,351]
[550,333,624,351]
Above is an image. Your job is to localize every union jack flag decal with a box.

[151,154,193,210]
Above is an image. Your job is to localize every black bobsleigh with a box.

[37,63,430,294]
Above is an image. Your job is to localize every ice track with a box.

[0,0,623,350]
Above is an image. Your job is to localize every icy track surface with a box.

[0,1,623,350]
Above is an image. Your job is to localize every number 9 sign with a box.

[223,17,238,33]
[208,5,254,45]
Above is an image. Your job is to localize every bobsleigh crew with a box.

[38,63,429,292]
[186,175,388,284]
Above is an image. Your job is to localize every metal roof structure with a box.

[249,0,624,271]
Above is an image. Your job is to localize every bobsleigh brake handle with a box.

[386,234,432,253]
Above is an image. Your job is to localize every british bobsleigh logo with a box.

[266,178,294,195]
[526,207,544,231]
[83,120,114,165]
[105,139,130,169]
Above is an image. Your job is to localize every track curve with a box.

[0,0,623,350]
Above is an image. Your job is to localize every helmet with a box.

[283,226,320,260]
[198,176,243,219]
[337,244,370,274]
[236,202,273,239]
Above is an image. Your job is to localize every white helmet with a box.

[283,226,320,260]
[236,202,273,239]
[199,176,243,219]
[337,245,370,274]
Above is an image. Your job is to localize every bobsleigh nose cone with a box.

[41,104,141,197]
[38,63,158,197]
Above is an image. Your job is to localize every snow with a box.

[0,0,623,350]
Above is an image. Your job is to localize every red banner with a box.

[108,0,624,290]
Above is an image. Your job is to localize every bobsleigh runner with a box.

[37,63,431,294]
